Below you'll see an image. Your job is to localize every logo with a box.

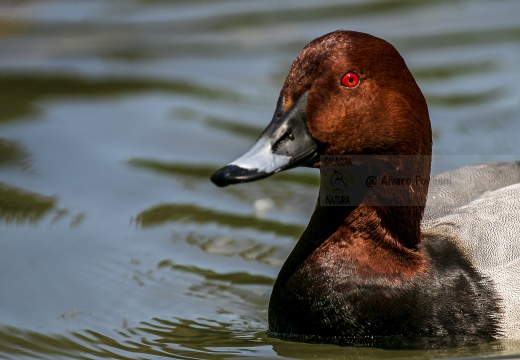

[324,169,354,193]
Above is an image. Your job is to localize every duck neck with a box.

[276,156,430,284]
[321,154,430,247]
[276,203,424,286]
[274,202,355,285]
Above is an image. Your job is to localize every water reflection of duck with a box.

[211,30,520,348]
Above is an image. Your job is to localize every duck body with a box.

[423,162,520,340]
[210,30,520,347]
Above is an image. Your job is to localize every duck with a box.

[210,30,520,348]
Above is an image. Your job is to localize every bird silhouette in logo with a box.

[326,169,354,193]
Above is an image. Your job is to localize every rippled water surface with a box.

[1,1,520,359]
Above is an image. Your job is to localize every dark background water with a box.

[1,1,520,359]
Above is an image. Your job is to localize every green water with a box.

[1,1,520,359]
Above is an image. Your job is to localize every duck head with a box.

[211,30,431,190]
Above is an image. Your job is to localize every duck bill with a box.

[211,91,319,187]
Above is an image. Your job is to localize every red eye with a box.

[341,71,360,88]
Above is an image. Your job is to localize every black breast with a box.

[267,233,502,349]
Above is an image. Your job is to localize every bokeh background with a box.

[1,1,520,359]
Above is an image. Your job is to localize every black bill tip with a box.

[210,165,271,187]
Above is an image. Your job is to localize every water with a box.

[1,1,520,359]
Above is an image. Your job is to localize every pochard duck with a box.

[210,30,520,348]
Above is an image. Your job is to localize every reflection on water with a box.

[136,203,304,238]
[1,0,520,359]
[0,183,55,224]
[0,319,266,359]
[0,138,27,165]
[0,73,242,125]
[3,324,520,360]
